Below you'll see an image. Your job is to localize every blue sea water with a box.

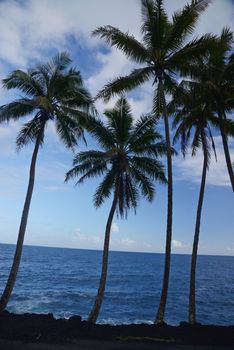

[0,243,233,325]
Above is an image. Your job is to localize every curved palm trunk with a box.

[189,130,208,324]
[218,110,234,192]
[0,125,45,313]
[88,186,119,324]
[155,84,173,324]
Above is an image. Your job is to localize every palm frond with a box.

[129,114,156,144]
[207,125,217,162]
[36,52,71,77]
[85,116,116,149]
[129,166,155,202]
[16,114,44,149]
[152,82,165,118]
[168,34,218,74]
[165,0,211,53]
[96,67,153,102]
[131,156,167,183]
[55,112,84,149]
[0,99,35,122]
[65,158,107,185]
[191,127,202,157]
[93,25,149,64]
[220,27,234,52]
[141,0,171,51]
[3,70,44,96]
[125,173,139,211]
[94,168,116,208]
[130,141,169,157]
[73,150,109,164]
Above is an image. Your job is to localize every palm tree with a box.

[0,52,94,312]
[172,83,234,324]
[65,96,167,323]
[92,0,216,323]
[184,28,234,191]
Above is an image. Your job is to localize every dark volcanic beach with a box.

[0,339,233,350]
[0,311,234,349]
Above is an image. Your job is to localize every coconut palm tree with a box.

[184,28,234,191]
[92,0,216,323]
[65,96,167,323]
[172,83,234,324]
[0,52,94,312]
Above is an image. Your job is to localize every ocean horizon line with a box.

[0,242,233,258]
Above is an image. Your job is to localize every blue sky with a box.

[0,0,233,255]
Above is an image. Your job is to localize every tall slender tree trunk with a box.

[155,84,173,324]
[0,125,45,313]
[189,130,208,324]
[218,110,234,192]
[88,185,119,324]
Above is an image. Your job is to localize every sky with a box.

[0,0,233,256]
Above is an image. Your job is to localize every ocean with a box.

[0,243,233,325]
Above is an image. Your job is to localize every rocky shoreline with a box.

[0,311,234,347]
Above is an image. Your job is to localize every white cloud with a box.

[86,49,137,116]
[143,242,153,250]
[226,246,234,252]
[111,222,119,233]
[172,239,183,248]
[0,0,140,68]
[0,0,233,73]
[73,228,139,251]
[171,239,191,252]
[0,124,19,156]
[42,185,69,193]
[110,237,137,251]
[0,146,71,197]
[86,49,135,95]
[73,228,102,248]
[174,137,234,187]
[119,237,135,245]
[72,228,155,252]
[0,163,27,197]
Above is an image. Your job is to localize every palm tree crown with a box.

[181,28,234,190]
[185,28,234,115]
[172,84,218,161]
[0,52,94,149]
[66,97,167,215]
[93,0,216,108]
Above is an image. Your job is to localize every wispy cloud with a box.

[73,228,102,248]
[42,185,69,193]
[72,228,157,252]
[0,0,140,68]
[172,239,183,248]
[174,137,234,187]
[111,222,119,233]
[172,239,190,253]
